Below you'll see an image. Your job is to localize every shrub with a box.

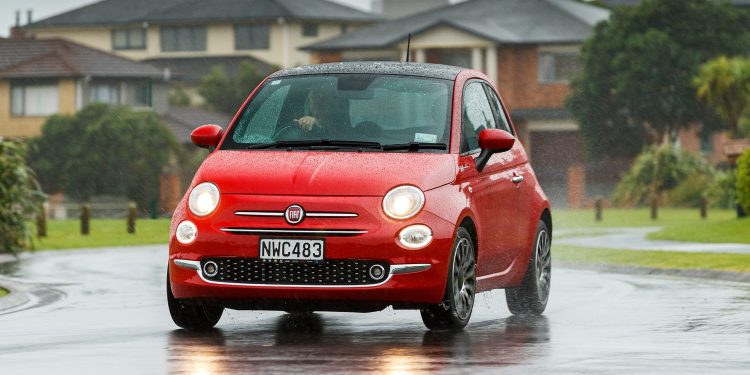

[614,144,714,207]
[28,104,179,209]
[737,149,750,213]
[0,141,43,254]
[668,171,717,208]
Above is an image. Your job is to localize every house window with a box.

[160,26,207,52]
[302,23,319,37]
[112,28,147,50]
[538,52,581,83]
[341,24,348,34]
[89,83,120,105]
[11,84,59,117]
[235,24,270,50]
[134,82,152,107]
[437,49,472,69]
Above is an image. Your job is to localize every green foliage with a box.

[198,62,267,114]
[0,141,43,254]
[568,0,750,160]
[169,84,192,107]
[28,104,180,209]
[667,171,716,208]
[613,145,714,206]
[737,149,750,213]
[694,56,750,138]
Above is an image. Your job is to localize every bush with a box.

[737,149,750,213]
[28,104,179,209]
[614,144,714,207]
[714,169,737,209]
[0,141,43,254]
[668,171,717,208]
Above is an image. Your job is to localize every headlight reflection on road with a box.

[380,348,427,375]
[169,331,226,375]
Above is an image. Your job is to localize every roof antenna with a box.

[405,33,412,63]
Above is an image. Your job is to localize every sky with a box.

[0,0,374,37]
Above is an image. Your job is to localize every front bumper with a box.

[168,194,457,306]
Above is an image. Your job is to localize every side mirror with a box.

[191,124,224,150]
[475,129,515,172]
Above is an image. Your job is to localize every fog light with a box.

[176,221,198,245]
[203,261,219,277]
[369,264,385,280]
[398,225,432,249]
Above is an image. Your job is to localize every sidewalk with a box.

[556,227,750,254]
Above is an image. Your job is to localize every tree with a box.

[613,144,713,217]
[568,0,750,160]
[198,62,267,114]
[694,56,750,138]
[28,104,179,209]
[737,149,750,214]
[0,141,43,254]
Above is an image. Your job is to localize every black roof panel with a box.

[269,62,463,80]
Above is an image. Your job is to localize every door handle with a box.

[511,175,524,184]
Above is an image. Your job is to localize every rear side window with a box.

[461,81,497,153]
[483,84,513,135]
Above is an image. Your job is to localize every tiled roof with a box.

[0,38,165,79]
[304,0,610,51]
[25,0,380,28]
[161,106,234,143]
[144,56,275,84]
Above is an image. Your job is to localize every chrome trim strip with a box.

[172,259,431,289]
[235,211,284,217]
[174,259,200,270]
[221,228,368,235]
[390,264,431,275]
[235,211,358,218]
[306,212,359,218]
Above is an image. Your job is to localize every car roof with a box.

[269,62,464,81]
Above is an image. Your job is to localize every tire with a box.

[505,220,551,315]
[167,272,224,330]
[421,227,477,330]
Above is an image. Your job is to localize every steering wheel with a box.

[273,123,305,141]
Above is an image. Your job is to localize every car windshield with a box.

[222,74,453,152]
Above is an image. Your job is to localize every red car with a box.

[167,62,552,330]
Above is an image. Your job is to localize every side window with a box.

[461,81,497,153]
[483,84,513,134]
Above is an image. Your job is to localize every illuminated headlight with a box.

[189,182,220,217]
[398,225,433,249]
[383,185,425,220]
[176,221,198,245]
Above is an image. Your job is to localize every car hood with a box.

[194,150,457,196]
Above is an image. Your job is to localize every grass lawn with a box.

[0,288,7,298]
[553,208,737,229]
[33,219,171,250]
[555,244,750,273]
[648,218,750,244]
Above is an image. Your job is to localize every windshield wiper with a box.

[246,139,383,150]
[382,143,448,152]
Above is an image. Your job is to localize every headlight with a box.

[383,185,424,220]
[176,220,198,244]
[188,182,220,217]
[398,225,433,249]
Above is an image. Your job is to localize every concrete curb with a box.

[558,261,750,284]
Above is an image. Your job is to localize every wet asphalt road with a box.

[0,246,749,374]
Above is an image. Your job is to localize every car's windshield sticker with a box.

[414,133,438,143]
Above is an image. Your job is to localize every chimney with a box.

[26,9,33,25]
[15,10,21,27]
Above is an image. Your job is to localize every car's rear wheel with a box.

[505,220,551,315]
[420,227,476,330]
[167,272,224,330]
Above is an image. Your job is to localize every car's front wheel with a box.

[167,272,224,330]
[420,227,476,330]
[505,220,551,315]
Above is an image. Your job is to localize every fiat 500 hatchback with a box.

[168,62,552,330]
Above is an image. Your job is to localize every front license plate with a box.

[259,239,325,261]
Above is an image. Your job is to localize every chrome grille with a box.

[202,258,390,286]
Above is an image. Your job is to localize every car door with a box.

[483,83,534,264]
[456,80,522,277]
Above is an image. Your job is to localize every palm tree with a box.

[694,56,750,138]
